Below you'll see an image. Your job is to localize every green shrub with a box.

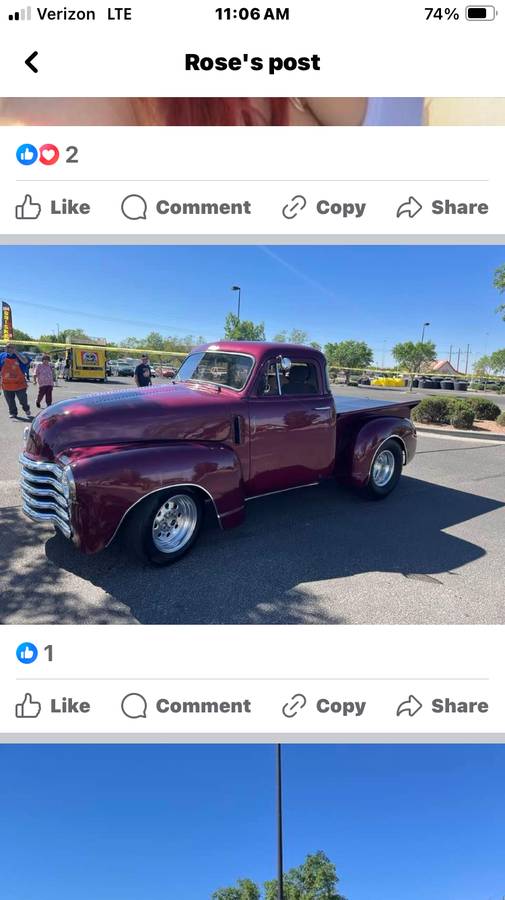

[412,397,451,424]
[463,398,501,420]
[497,411,505,426]
[499,384,505,395]
[450,403,475,430]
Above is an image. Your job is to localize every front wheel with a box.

[122,489,203,565]
[363,439,403,500]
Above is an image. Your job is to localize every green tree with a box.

[39,327,90,344]
[324,340,373,384]
[12,328,33,341]
[265,852,346,900]
[212,852,345,900]
[493,263,505,320]
[144,331,165,350]
[224,313,265,341]
[120,336,143,349]
[273,328,310,345]
[212,879,261,900]
[488,348,505,374]
[474,355,492,375]
[392,340,437,384]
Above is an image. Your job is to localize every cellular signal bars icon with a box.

[9,6,32,20]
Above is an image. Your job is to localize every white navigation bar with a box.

[0,0,504,96]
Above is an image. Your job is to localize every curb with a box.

[416,425,505,443]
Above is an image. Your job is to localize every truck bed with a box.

[334,395,419,419]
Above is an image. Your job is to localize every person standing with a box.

[134,354,152,387]
[34,353,55,408]
[0,343,32,419]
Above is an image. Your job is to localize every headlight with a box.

[61,465,76,502]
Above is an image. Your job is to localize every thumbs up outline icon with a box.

[15,194,42,220]
[15,693,42,718]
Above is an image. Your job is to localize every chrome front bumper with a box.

[19,453,72,539]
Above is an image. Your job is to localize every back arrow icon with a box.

[25,51,39,73]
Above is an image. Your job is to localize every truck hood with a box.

[25,382,239,460]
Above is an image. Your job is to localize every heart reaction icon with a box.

[39,144,60,166]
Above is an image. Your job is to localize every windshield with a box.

[175,351,254,391]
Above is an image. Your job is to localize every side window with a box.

[257,359,322,397]
[282,361,320,396]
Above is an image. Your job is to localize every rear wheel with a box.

[123,488,203,565]
[363,439,403,500]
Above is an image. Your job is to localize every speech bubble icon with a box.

[121,692,147,719]
[121,194,147,221]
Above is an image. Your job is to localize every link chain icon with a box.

[15,693,42,718]
[15,194,41,220]
[282,693,307,718]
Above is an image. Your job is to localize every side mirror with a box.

[279,356,292,373]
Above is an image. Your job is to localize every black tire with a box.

[122,488,204,565]
[363,439,403,500]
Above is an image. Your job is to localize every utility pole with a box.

[276,744,284,900]
[464,344,470,374]
[456,347,461,371]
[449,344,452,364]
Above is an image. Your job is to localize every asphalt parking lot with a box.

[1,377,504,625]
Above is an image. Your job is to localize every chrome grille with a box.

[19,453,72,539]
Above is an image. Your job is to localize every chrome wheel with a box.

[151,494,198,554]
[371,449,395,487]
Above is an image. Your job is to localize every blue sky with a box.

[0,245,503,366]
[1,744,504,900]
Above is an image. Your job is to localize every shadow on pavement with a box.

[0,506,135,624]
[3,474,496,625]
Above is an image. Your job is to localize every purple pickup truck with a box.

[20,342,418,565]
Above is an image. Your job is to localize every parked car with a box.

[159,364,178,378]
[110,359,135,377]
[20,342,418,566]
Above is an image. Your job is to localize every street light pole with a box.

[381,339,387,369]
[276,744,284,900]
[421,321,430,344]
[231,285,241,321]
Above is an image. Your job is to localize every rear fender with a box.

[348,417,417,488]
[67,441,245,554]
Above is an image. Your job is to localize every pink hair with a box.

[135,98,290,126]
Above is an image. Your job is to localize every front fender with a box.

[66,441,245,553]
[349,417,417,488]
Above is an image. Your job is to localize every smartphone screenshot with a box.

[1,4,504,898]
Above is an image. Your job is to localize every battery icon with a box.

[465,5,496,18]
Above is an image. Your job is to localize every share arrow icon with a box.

[396,196,423,219]
[396,694,423,717]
